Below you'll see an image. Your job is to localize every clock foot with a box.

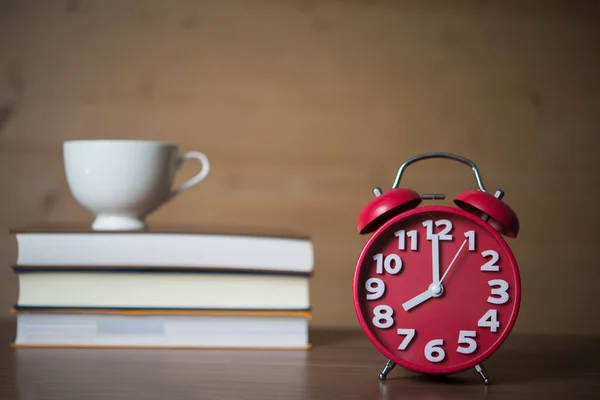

[378,359,396,381]
[474,363,489,385]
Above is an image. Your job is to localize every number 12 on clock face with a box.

[353,206,521,375]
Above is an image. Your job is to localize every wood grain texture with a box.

[0,0,599,334]
[0,321,599,399]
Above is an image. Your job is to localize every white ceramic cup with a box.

[63,140,210,231]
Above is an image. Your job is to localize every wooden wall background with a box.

[0,0,598,335]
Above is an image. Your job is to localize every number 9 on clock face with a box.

[352,205,521,375]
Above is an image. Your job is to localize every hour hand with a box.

[402,289,434,311]
[402,282,443,311]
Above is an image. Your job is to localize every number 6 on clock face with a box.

[353,205,521,375]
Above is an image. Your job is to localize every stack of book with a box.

[9,227,314,350]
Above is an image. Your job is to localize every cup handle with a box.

[170,151,210,198]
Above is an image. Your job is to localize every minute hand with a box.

[431,235,441,284]
[440,238,468,284]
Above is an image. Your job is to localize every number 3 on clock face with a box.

[353,205,521,375]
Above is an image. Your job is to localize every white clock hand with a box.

[403,238,467,312]
[431,235,440,284]
[402,289,433,311]
[402,283,444,311]
[440,238,468,284]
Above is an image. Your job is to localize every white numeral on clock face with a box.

[373,305,394,329]
[424,339,445,362]
[395,229,418,251]
[478,309,500,332]
[488,279,509,304]
[373,253,403,275]
[396,328,416,350]
[480,250,500,271]
[457,330,478,354]
[464,230,476,251]
[423,219,453,241]
[365,278,385,300]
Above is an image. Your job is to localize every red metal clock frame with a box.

[352,152,521,384]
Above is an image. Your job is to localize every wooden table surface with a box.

[0,320,598,399]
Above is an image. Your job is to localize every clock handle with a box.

[390,152,488,192]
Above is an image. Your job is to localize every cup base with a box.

[92,214,146,231]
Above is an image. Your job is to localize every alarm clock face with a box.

[353,205,521,375]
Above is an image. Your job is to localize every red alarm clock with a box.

[352,153,520,384]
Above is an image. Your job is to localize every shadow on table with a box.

[309,328,366,347]
[411,334,599,386]
[311,329,600,386]
[485,333,600,385]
